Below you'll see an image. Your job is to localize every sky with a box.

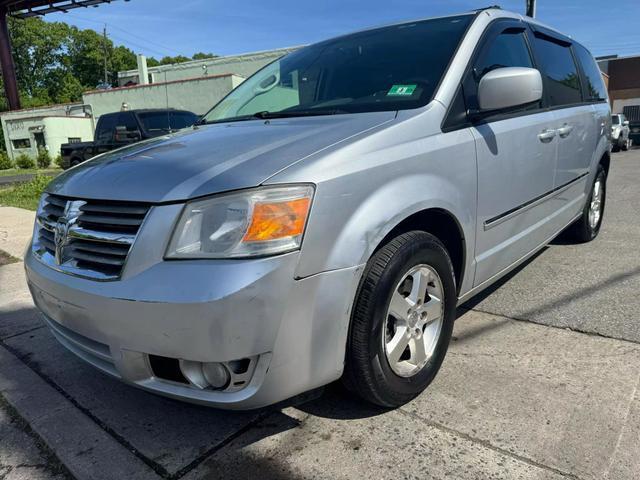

[44,0,640,60]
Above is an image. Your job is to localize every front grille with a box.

[33,194,150,280]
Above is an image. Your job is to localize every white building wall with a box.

[1,115,93,161]
[83,74,244,120]
[612,97,640,114]
[0,103,93,160]
[118,47,299,86]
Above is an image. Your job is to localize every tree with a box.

[0,15,217,128]
[192,52,218,60]
[158,55,192,65]
[7,17,70,103]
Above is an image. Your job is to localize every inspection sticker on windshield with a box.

[387,84,417,96]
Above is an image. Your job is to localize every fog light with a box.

[179,360,230,390]
[203,362,230,389]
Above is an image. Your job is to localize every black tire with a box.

[622,137,630,151]
[612,142,620,153]
[567,164,606,242]
[70,158,82,168]
[343,231,457,408]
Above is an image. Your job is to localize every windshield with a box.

[202,14,472,123]
[612,115,620,125]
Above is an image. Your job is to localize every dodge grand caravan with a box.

[25,7,611,409]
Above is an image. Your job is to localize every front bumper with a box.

[25,247,363,409]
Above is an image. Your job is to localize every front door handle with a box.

[557,124,574,138]
[538,129,557,143]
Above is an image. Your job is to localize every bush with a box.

[0,151,12,170]
[15,153,35,169]
[54,154,64,169]
[36,148,51,168]
[0,175,53,210]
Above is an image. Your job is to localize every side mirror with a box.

[623,120,630,126]
[478,67,543,112]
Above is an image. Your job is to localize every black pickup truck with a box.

[623,105,640,146]
[60,108,199,169]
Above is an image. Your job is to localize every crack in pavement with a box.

[463,306,640,346]
[0,394,74,480]
[603,369,640,479]
[395,407,584,480]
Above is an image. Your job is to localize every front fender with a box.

[296,170,476,295]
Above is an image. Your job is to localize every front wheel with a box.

[622,137,630,151]
[566,164,606,242]
[344,231,456,408]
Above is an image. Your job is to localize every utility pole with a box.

[102,24,108,85]
[526,0,536,18]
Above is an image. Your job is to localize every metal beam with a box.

[526,0,536,18]
[2,0,121,19]
[0,6,20,110]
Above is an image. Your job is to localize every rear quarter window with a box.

[574,44,607,102]
[533,35,582,107]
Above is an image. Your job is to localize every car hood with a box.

[47,112,395,203]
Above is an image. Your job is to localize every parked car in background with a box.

[611,114,631,151]
[27,7,610,410]
[60,108,199,169]
[622,105,640,146]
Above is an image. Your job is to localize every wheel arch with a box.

[600,150,610,176]
[373,208,467,295]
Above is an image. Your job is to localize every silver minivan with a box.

[25,7,610,409]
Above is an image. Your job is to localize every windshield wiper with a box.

[252,109,349,119]
[197,109,348,126]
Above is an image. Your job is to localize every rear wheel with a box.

[344,231,456,408]
[567,164,606,242]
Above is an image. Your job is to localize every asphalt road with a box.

[0,149,639,480]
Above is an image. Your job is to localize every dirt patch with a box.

[0,250,19,266]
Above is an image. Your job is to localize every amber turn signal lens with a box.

[243,197,311,242]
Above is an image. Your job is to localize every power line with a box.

[59,12,185,56]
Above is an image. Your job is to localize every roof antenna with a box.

[526,0,536,18]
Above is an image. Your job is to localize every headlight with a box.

[166,185,314,259]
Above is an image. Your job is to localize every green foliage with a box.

[0,175,53,210]
[54,154,64,168]
[15,153,35,169]
[37,149,51,168]
[3,17,217,108]
[0,151,12,170]
[158,55,192,65]
[192,52,218,60]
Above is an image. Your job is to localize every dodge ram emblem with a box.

[53,200,85,265]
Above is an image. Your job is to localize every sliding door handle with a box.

[538,129,557,143]
[557,124,574,138]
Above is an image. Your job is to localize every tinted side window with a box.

[474,29,533,80]
[116,112,139,131]
[574,44,607,102]
[533,36,582,106]
[138,112,170,132]
[95,115,117,143]
[170,112,197,129]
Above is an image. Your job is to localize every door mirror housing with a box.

[623,120,630,126]
[477,67,543,112]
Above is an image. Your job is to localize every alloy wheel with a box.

[383,264,444,377]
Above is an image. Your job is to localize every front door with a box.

[466,22,559,286]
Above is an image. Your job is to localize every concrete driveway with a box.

[1,150,639,480]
